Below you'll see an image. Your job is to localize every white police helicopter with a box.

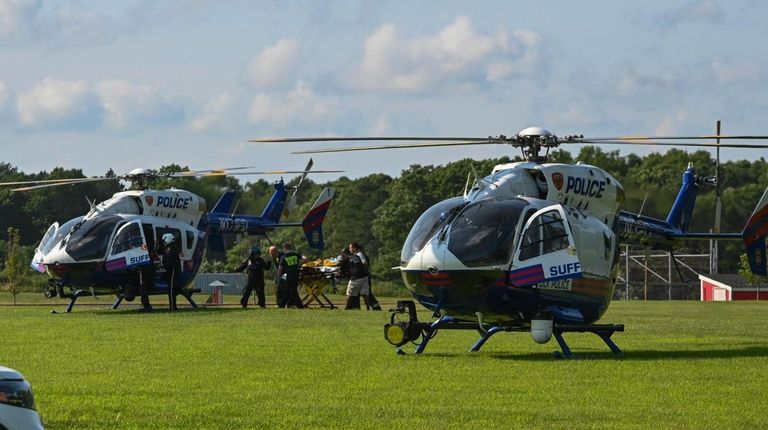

[1,161,338,312]
[253,127,768,357]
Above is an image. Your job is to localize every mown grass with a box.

[2,296,767,429]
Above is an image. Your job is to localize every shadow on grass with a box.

[55,306,265,317]
[475,346,768,361]
[400,344,768,361]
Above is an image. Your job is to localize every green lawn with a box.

[2,297,767,429]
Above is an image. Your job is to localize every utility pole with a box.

[712,120,722,274]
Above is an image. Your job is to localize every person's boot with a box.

[345,295,360,310]
[368,295,382,311]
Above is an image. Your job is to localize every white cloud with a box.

[546,104,603,128]
[95,79,182,130]
[0,81,7,106]
[350,17,544,93]
[654,112,689,135]
[710,59,760,84]
[248,81,336,127]
[616,68,681,97]
[16,78,98,128]
[0,0,120,47]
[36,4,118,46]
[370,114,391,135]
[243,39,300,88]
[187,93,231,133]
[0,0,38,40]
[656,0,724,28]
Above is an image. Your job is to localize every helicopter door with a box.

[105,220,151,272]
[510,206,581,288]
[30,222,59,273]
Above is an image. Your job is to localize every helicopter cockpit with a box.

[63,215,124,261]
[446,198,527,267]
[401,197,530,267]
[401,195,581,275]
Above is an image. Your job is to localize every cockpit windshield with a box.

[41,216,84,255]
[65,215,123,261]
[447,198,528,267]
[400,197,466,264]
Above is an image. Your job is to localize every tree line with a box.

[2,147,767,290]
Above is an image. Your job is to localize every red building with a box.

[699,273,768,301]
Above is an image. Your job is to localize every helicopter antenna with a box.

[85,196,96,210]
[463,171,473,198]
[638,192,649,217]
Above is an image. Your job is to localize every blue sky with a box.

[1,0,766,180]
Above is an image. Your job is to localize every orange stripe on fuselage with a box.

[571,277,613,297]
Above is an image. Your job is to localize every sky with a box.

[1,0,767,181]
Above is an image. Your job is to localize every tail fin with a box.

[301,187,335,249]
[211,191,238,214]
[260,180,288,223]
[743,188,768,276]
[665,163,699,232]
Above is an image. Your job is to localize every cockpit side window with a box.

[519,210,569,261]
[112,223,144,255]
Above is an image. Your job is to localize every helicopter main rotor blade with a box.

[579,135,768,141]
[0,177,105,187]
[168,166,258,177]
[10,177,118,192]
[573,140,768,148]
[290,140,499,154]
[221,169,345,176]
[250,136,490,143]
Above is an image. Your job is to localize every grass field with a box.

[2,293,768,429]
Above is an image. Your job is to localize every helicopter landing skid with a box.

[398,316,515,355]
[385,302,518,355]
[385,301,624,358]
[64,289,90,313]
[552,323,625,359]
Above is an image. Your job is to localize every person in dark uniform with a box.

[161,233,182,311]
[138,255,156,312]
[344,243,369,310]
[234,246,271,308]
[269,245,286,307]
[277,243,303,309]
[356,243,382,311]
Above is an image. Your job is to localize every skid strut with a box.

[552,323,625,359]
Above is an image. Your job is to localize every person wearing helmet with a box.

[234,246,271,308]
[161,233,182,311]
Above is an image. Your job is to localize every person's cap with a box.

[250,246,261,255]
[162,233,176,244]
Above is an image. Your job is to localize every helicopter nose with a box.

[42,245,75,266]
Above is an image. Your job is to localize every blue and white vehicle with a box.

[255,126,768,357]
[1,161,337,312]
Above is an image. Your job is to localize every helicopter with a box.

[1,160,339,312]
[252,126,768,358]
